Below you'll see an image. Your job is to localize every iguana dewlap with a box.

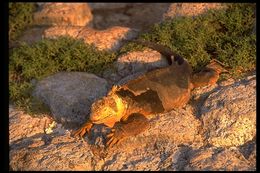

[73,40,228,148]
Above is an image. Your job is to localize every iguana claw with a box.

[105,113,150,148]
[106,127,125,148]
[72,121,93,139]
[73,127,88,138]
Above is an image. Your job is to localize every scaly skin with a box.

[73,40,228,148]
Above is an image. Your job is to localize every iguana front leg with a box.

[106,113,150,148]
[72,120,93,139]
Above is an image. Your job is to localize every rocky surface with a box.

[164,3,224,19]
[116,49,169,77]
[43,26,139,52]
[201,76,256,147]
[88,3,132,10]
[33,72,108,127]
[34,3,93,27]
[9,105,93,171]
[88,3,170,31]
[9,73,256,171]
[184,147,255,171]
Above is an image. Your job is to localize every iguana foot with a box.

[106,127,125,147]
[72,120,93,139]
[106,113,149,148]
[191,59,230,88]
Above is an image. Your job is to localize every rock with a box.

[248,143,256,168]
[184,147,255,171]
[43,26,139,52]
[9,104,201,171]
[218,78,236,87]
[10,26,49,48]
[116,50,169,77]
[101,48,171,87]
[164,3,224,19]
[201,76,256,147]
[33,72,108,127]
[122,3,170,30]
[77,26,139,51]
[43,26,83,38]
[238,139,256,168]
[89,3,170,31]
[10,75,256,171]
[9,105,94,171]
[102,143,190,171]
[9,105,53,144]
[33,3,93,26]
[88,3,131,10]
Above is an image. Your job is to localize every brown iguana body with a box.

[73,40,228,147]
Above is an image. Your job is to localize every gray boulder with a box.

[33,72,108,127]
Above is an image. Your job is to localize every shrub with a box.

[9,2,36,41]
[120,3,256,76]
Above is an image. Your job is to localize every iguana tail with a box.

[131,39,184,65]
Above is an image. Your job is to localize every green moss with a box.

[9,36,117,113]
[9,2,36,42]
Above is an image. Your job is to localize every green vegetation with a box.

[9,37,117,113]
[9,3,36,42]
[121,3,256,76]
[9,3,256,114]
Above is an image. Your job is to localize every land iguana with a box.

[73,40,228,148]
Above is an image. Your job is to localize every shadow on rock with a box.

[10,132,75,152]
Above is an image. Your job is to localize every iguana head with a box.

[89,86,126,127]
